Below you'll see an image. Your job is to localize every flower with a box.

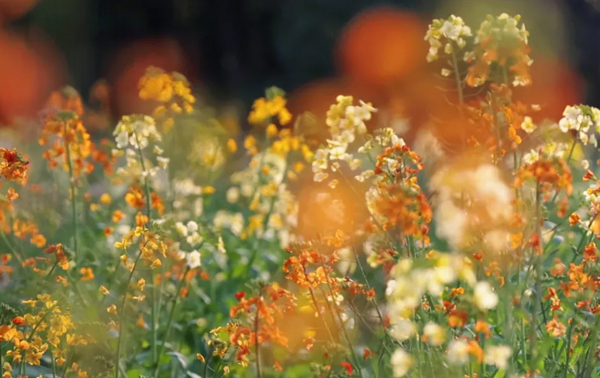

[473,281,499,310]
[423,322,446,346]
[113,115,161,150]
[186,250,202,269]
[484,345,512,369]
[390,348,413,377]
[447,339,470,365]
[389,318,417,342]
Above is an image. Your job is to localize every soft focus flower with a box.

[447,339,470,365]
[423,322,446,346]
[484,345,512,369]
[473,281,499,310]
[390,348,413,377]
[186,250,202,269]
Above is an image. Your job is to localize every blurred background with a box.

[0,0,598,131]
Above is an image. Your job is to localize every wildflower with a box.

[423,322,446,346]
[390,348,413,377]
[107,305,117,315]
[484,345,512,369]
[217,236,226,254]
[226,187,240,203]
[227,138,237,153]
[425,15,472,63]
[137,278,146,291]
[113,115,161,150]
[447,339,470,365]
[339,362,353,375]
[186,221,199,233]
[546,318,566,337]
[79,267,94,281]
[389,318,417,342]
[473,281,498,310]
[187,251,202,269]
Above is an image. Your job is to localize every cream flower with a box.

[390,348,413,377]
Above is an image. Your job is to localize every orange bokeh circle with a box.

[336,7,427,88]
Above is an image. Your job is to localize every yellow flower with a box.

[137,278,146,291]
[226,138,237,153]
[266,124,279,138]
[100,193,111,204]
[203,186,216,195]
[107,305,117,315]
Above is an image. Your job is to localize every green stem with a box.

[254,289,263,378]
[64,122,79,263]
[114,249,143,378]
[134,134,158,365]
[451,48,466,147]
[584,315,600,378]
[152,266,191,377]
[530,183,543,373]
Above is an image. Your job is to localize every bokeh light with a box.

[0,0,38,21]
[0,29,64,125]
[107,38,194,116]
[336,6,427,88]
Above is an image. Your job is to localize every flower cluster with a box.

[113,114,168,178]
[558,105,600,146]
[466,14,531,87]
[424,15,472,65]
[247,88,292,126]
[312,95,376,184]
[139,66,196,132]
[430,158,514,252]
[39,89,94,176]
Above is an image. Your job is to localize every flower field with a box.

[1,11,600,378]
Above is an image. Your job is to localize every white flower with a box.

[186,250,201,269]
[390,348,413,377]
[474,281,498,310]
[186,221,199,233]
[521,116,536,134]
[484,345,512,370]
[115,131,129,149]
[314,172,328,182]
[226,187,240,203]
[175,222,188,237]
[389,318,417,342]
[217,236,226,254]
[522,150,540,165]
[582,159,590,170]
[447,339,470,365]
[423,322,446,346]
[186,232,203,246]
[156,156,169,169]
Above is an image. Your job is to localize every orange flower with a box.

[79,267,94,281]
[546,318,566,337]
[125,187,146,210]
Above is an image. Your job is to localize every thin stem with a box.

[134,134,158,366]
[451,48,466,147]
[319,267,364,378]
[529,183,543,374]
[64,122,79,263]
[562,319,575,378]
[115,249,143,378]
[152,266,191,377]
[254,292,263,378]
